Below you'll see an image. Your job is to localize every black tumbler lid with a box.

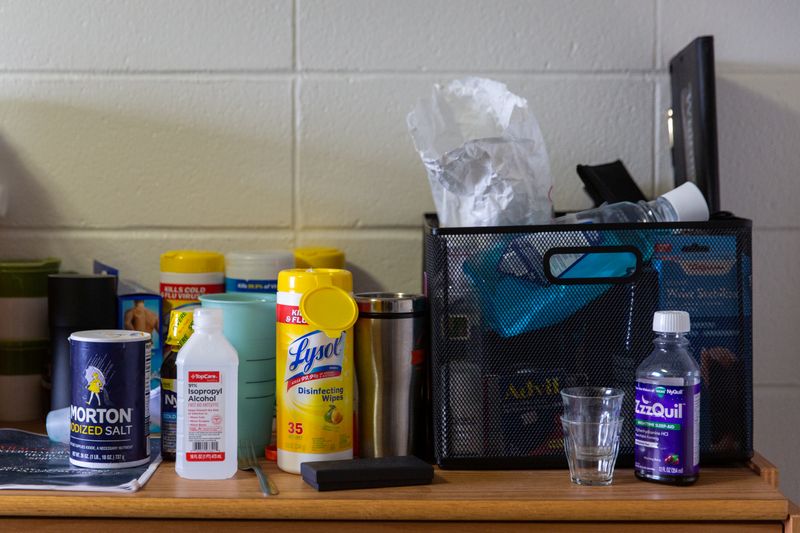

[48,273,118,328]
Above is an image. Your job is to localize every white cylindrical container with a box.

[225,251,294,295]
[176,308,238,480]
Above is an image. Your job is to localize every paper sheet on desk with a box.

[0,429,162,492]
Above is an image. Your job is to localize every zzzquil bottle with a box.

[634,310,701,485]
[176,307,238,479]
[276,268,358,474]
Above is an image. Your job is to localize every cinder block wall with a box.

[1,0,797,500]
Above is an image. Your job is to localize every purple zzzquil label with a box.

[634,380,700,477]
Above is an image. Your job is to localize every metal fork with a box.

[237,440,279,496]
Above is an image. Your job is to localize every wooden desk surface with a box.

[0,422,790,525]
[0,453,789,522]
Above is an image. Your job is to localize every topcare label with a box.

[69,338,150,468]
[276,299,353,456]
[634,380,700,476]
[186,370,226,462]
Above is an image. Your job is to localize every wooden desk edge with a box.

[786,501,800,533]
[0,495,789,522]
[748,452,779,489]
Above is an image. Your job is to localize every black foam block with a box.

[301,456,434,491]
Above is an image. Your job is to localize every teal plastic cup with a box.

[200,292,276,450]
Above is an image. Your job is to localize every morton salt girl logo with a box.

[71,359,135,435]
[86,366,106,406]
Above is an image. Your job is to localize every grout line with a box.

[0,226,425,236]
[292,0,298,71]
[284,226,424,234]
[292,76,301,246]
[3,224,797,234]
[652,80,662,195]
[654,0,661,70]
[1,69,797,80]
[754,383,800,390]
[0,227,297,235]
[0,69,683,79]
[291,0,299,245]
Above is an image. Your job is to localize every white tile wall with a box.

[0,78,293,228]
[0,0,798,502]
[659,0,800,71]
[0,0,293,71]
[755,386,800,501]
[0,228,294,289]
[298,0,655,71]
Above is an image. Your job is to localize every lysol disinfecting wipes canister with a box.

[276,268,358,474]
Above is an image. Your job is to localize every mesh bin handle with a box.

[543,245,642,285]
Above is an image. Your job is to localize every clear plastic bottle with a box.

[176,308,238,479]
[554,182,709,224]
[634,310,701,485]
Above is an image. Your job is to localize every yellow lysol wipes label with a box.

[276,296,353,455]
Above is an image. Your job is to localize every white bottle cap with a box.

[653,310,691,333]
[660,182,709,222]
[193,307,223,330]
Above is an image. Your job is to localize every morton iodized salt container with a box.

[276,268,358,474]
[69,330,151,469]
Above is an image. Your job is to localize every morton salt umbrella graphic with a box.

[85,366,106,406]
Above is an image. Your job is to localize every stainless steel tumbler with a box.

[355,293,426,458]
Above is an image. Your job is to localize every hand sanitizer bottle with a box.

[176,307,238,479]
[635,310,701,485]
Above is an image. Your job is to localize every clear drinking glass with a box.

[561,416,624,486]
[560,387,624,422]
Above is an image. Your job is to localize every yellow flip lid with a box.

[160,250,224,273]
[279,268,357,337]
[301,286,358,338]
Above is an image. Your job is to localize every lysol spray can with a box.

[276,268,358,474]
[69,330,151,469]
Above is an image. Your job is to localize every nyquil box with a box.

[69,330,151,469]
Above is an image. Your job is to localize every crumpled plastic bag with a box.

[408,77,553,227]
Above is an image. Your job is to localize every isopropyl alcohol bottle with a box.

[176,307,238,479]
[634,310,700,485]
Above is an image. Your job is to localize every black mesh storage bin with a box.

[423,214,752,469]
